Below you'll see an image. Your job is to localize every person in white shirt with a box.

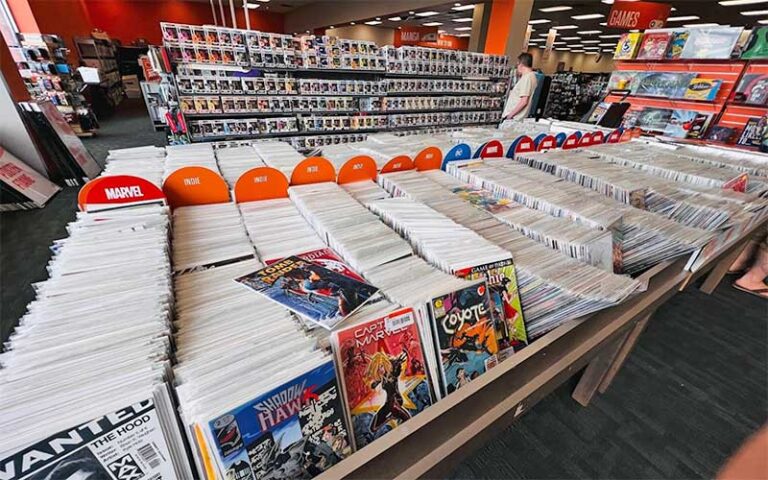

[501,52,538,124]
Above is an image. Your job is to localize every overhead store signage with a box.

[396,26,439,45]
[607,1,671,30]
[543,28,557,60]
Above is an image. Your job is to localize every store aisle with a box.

[452,277,767,479]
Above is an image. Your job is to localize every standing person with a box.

[501,52,538,127]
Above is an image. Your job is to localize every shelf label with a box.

[338,155,377,184]
[290,156,335,185]
[381,155,415,174]
[234,167,289,202]
[415,146,443,171]
[162,166,230,208]
[80,175,165,211]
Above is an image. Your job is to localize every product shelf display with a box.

[161,23,508,144]
[5,117,767,480]
[74,33,125,110]
[543,72,608,122]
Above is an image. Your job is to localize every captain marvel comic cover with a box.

[332,307,433,450]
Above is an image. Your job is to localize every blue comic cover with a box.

[207,361,352,480]
[429,282,499,397]
[236,256,380,330]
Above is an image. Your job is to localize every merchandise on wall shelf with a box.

[543,72,608,122]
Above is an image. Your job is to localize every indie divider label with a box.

[337,155,377,184]
[162,166,230,208]
[381,155,415,174]
[234,166,289,202]
[290,157,336,185]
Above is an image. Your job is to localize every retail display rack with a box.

[74,32,124,110]
[14,33,98,136]
[160,23,509,144]
[543,72,608,121]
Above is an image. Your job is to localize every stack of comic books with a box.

[164,143,221,178]
[102,145,167,186]
[172,256,354,480]
[0,205,194,479]
[252,141,306,178]
[216,144,265,187]
[450,159,710,274]
[171,202,256,273]
[517,149,753,231]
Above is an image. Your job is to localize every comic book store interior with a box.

[2,0,768,478]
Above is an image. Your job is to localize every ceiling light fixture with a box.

[409,11,415,14]
[388,16,402,21]
[684,22,720,26]
[415,11,439,16]
[741,9,768,14]
[455,26,472,31]
[572,13,604,20]
[760,18,768,23]
[720,0,768,5]
[454,17,474,22]
[528,19,551,24]
[423,22,443,26]
[452,4,476,11]
[553,25,579,30]
[599,34,622,38]
[666,15,700,21]
[456,33,471,37]
[540,6,573,12]
[245,3,260,8]
[364,20,382,25]
[582,40,600,43]
[599,42,617,46]
[350,22,355,25]
[562,36,580,40]
[599,22,607,26]
[577,30,602,34]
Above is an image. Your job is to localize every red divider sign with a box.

[607,1,671,30]
[578,132,595,147]
[80,175,165,211]
[162,166,230,208]
[381,155,415,174]
[562,133,581,150]
[607,129,622,143]
[513,135,536,157]
[290,157,336,185]
[480,140,504,158]
[415,147,443,171]
[234,167,289,202]
[537,135,557,151]
[337,155,377,184]
[592,131,605,144]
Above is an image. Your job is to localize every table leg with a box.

[699,239,750,295]
[571,329,630,407]
[598,312,652,394]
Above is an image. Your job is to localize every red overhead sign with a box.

[607,1,671,30]
[396,26,439,45]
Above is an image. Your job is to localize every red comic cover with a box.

[636,31,673,60]
[332,307,433,450]
[266,247,366,282]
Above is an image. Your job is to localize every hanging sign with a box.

[523,25,533,50]
[607,1,671,30]
[395,26,439,46]
[543,28,557,60]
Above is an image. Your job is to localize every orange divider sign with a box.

[537,135,557,152]
[562,132,581,150]
[479,140,504,159]
[290,156,336,185]
[162,166,230,208]
[620,130,634,142]
[79,175,165,211]
[415,147,443,171]
[234,167,289,202]
[381,155,415,174]
[338,155,377,184]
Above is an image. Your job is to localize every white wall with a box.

[528,47,615,74]
[325,25,394,46]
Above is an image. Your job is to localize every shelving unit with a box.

[75,34,124,112]
[543,72,608,121]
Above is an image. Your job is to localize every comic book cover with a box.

[686,113,714,139]
[666,31,689,59]
[236,256,379,330]
[205,361,352,480]
[737,117,763,147]
[614,32,643,60]
[735,74,768,105]
[632,72,696,98]
[663,110,709,138]
[428,282,499,396]
[636,32,672,60]
[684,78,722,101]
[332,307,433,450]
[266,248,365,282]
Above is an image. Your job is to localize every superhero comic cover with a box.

[332,307,433,450]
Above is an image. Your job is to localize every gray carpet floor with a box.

[1,99,766,479]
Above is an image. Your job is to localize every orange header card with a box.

[234,166,289,202]
[381,155,414,174]
[162,166,230,208]
[338,155,377,184]
[81,175,165,211]
[415,146,443,171]
[290,157,335,185]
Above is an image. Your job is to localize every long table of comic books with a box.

[3,121,766,480]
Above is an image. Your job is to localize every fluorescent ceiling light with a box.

[453,17,474,22]
[599,34,622,38]
[388,16,402,21]
[456,33,471,37]
[554,41,566,44]
[255,0,270,2]
[528,38,546,42]
[684,23,719,26]
[452,4,476,11]
[364,20,382,25]
[539,32,554,37]
[245,3,260,8]
[553,25,579,30]
[350,22,355,25]
[562,36,580,40]
[540,6,573,12]
[556,48,570,51]
[529,19,551,24]
[601,0,614,3]
[599,22,607,26]
[760,19,768,23]
[415,11,439,16]
[602,49,614,52]
[582,40,600,43]
[666,15,700,21]
[720,0,768,5]
[455,2,461,5]
[741,9,768,14]
[438,29,446,33]
[329,25,334,29]
[599,42,617,46]
[572,13,604,20]
[572,50,585,53]
[455,26,472,31]
[577,30,602,34]
[423,22,443,26]
[376,17,381,20]
[583,46,600,49]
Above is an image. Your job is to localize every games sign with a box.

[607,1,671,30]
